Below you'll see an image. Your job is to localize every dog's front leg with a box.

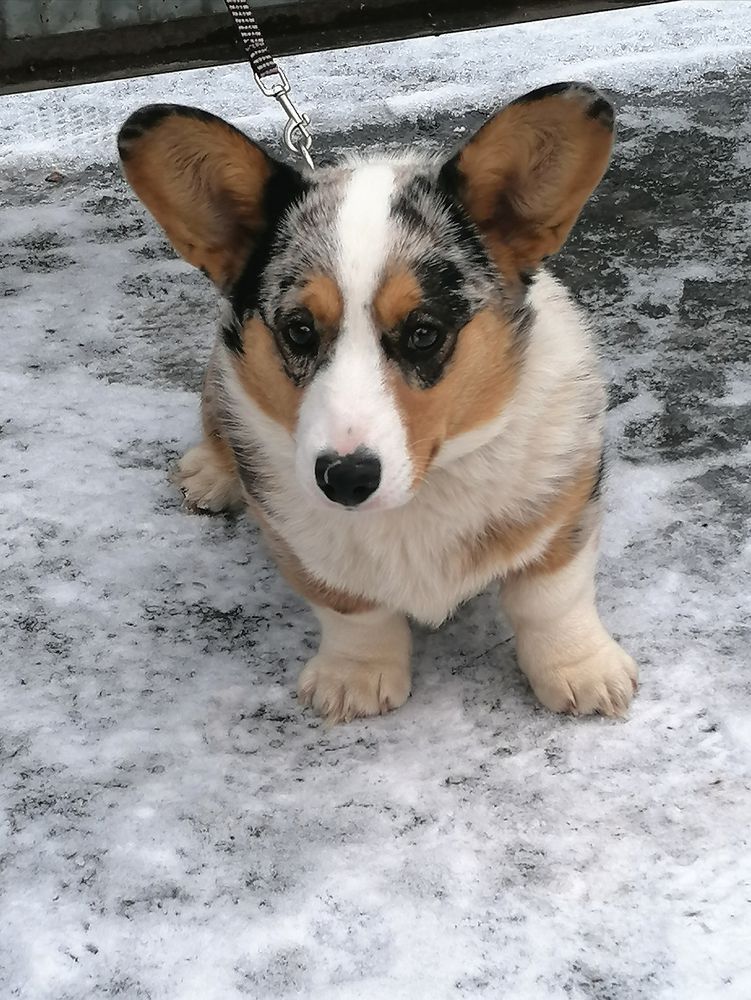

[176,352,245,513]
[500,533,637,716]
[298,607,412,724]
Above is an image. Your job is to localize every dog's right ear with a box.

[118,104,306,291]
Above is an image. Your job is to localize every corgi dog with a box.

[118,82,637,724]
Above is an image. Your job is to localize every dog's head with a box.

[119,83,613,512]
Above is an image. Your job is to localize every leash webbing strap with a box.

[223,0,278,78]
[223,0,315,169]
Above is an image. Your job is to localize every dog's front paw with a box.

[297,653,411,725]
[522,637,638,717]
[176,441,244,513]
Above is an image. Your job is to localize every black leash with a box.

[223,0,314,169]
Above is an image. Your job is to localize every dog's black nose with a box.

[315,448,381,507]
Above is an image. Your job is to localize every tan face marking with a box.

[233,275,343,431]
[234,316,302,433]
[298,273,344,333]
[387,308,521,486]
[373,269,422,331]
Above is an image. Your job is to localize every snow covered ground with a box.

[1,2,750,997]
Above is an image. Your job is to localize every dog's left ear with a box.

[118,104,306,291]
[440,82,614,279]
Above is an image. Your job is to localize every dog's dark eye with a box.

[403,321,444,356]
[282,315,317,352]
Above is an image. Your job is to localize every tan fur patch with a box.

[467,456,601,579]
[388,308,521,485]
[373,270,422,330]
[233,316,302,433]
[298,274,343,332]
[454,90,613,275]
[531,516,593,576]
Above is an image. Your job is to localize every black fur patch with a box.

[445,203,495,277]
[417,258,472,327]
[117,104,232,161]
[511,81,576,105]
[587,97,615,130]
[589,452,607,502]
[439,155,536,355]
[510,297,534,353]
[228,163,310,354]
[437,160,498,273]
[380,257,472,389]
[511,83,614,131]
[436,155,464,206]
[117,104,173,159]
[391,192,429,235]
[221,321,244,356]
[391,174,434,233]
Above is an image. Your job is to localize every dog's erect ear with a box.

[118,104,305,290]
[440,82,615,279]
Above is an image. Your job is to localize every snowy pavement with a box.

[2,2,751,998]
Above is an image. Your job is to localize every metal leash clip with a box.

[254,66,314,170]
[223,0,315,170]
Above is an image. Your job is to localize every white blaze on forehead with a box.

[336,162,397,311]
[294,162,414,511]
